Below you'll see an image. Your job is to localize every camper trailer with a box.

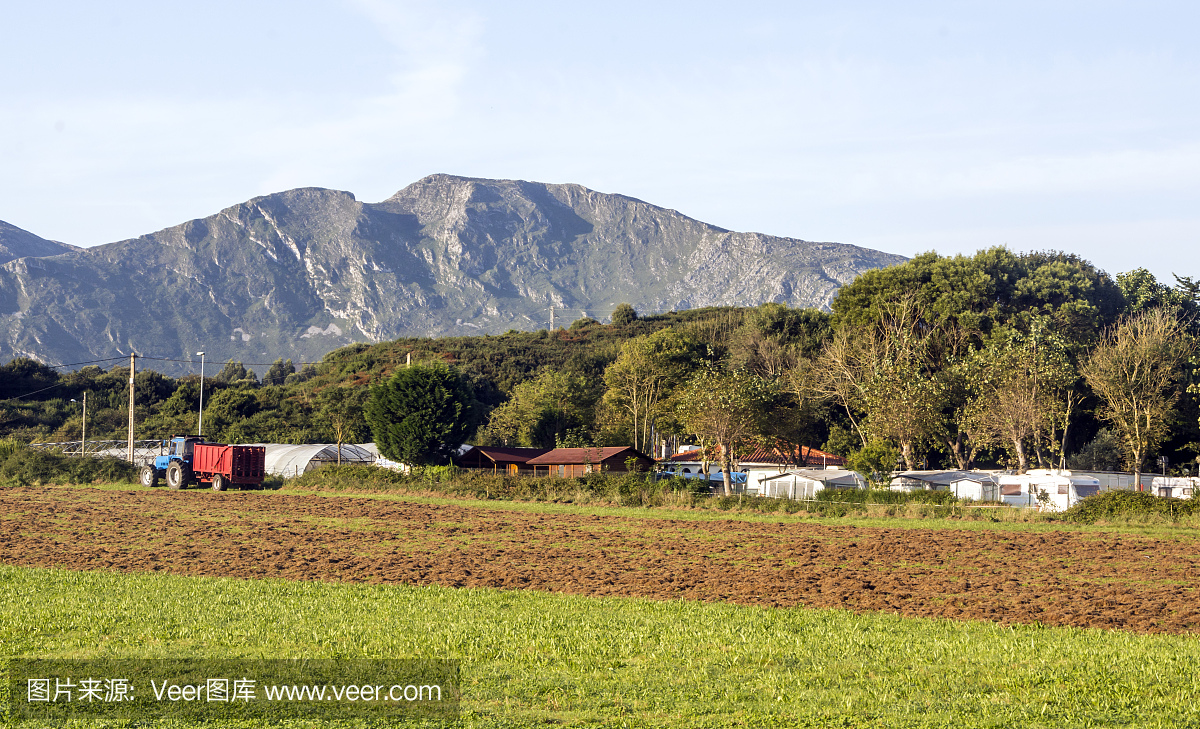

[997,469,1101,512]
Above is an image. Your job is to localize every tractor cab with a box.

[155,435,206,471]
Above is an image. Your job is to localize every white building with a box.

[749,468,866,499]
[996,469,1101,511]
[889,470,1002,501]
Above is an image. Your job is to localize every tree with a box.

[1067,429,1125,471]
[611,303,638,326]
[204,388,260,441]
[963,325,1077,472]
[676,368,772,495]
[213,360,259,386]
[365,364,476,467]
[814,296,947,469]
[0,357,59,400]
[480,369,592,448]
[844,440,901,488]
[263,358,296,386]
[728,304,831,379]
[1081,309,1196,488]
[316,386,368,464]
[602,330,704,453]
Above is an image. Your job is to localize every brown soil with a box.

[2,486,1198,634]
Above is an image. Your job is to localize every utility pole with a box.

[71,394,87,455]
[550,306,555,330]
[196,351,206,436]
[127,353,136,463]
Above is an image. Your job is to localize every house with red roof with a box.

[525,446,656,478]
[458,446,551,475]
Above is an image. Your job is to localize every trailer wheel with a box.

[139,465,159,488]
[166,462,189,490]
[211,474,225,491]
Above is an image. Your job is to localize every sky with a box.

[3,0,1199,283]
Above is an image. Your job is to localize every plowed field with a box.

[2,486,1198,634]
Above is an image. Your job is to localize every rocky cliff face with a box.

[0,175,905,371]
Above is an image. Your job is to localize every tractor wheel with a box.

[211,473,225,492]
[139,465,159,488]
[166,462,189,490]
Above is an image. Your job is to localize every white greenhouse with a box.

[255,443,377,477]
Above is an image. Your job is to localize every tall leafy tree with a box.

[676,368,773,495]
[365,364,477,466]
[602,329,705,453]
[213,360,259,386]
[611,303,639,326]
[816,296,947,469]
[315,386,368,464]
[963,327,1076,473]
[1081,309,1196,487]
[263,358,296,386]
[480,368,593,448]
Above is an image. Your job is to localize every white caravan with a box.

[997,469,1102,512]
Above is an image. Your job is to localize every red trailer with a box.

[191,442,266,491]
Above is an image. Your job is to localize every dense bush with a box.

[285,464,708,507]
[813,487,959,506]
[1061,490,1199,524]
[286,464,411,491]
[0,446,136,485]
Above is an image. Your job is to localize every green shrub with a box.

[1061,489,1199,524]
[286,464,412,491]
[0,447,136,484]
[0,439,23,461]
[813,487,957,506]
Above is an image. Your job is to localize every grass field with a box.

[3,564,1200,728]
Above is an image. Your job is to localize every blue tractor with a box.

[139,436,265,491]
[139,435,206,490]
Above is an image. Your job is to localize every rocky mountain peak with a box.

[0,176,905,372]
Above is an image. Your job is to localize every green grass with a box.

[2,565,1199,728]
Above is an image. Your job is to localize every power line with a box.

[43,356,129,369]
[0,382,69,402]
[138,356,324,367]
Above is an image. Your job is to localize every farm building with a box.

[458,446,551,474]
[525,447,656,478]
[890,471,1002,501]
[750,468,866,499]
[256,443,377,477]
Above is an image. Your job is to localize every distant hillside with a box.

[0,221,76,265]
[0,175,905,371]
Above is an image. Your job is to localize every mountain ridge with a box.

[0,221,77,265]
[0,175,906,372]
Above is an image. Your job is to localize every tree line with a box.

[3,248,1198,492]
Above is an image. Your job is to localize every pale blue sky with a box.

[3,1,1198,283]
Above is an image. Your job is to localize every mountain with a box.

[0,221,76,265]
[0,174,906,372]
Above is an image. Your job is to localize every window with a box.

[1001,483,1022,496]
[1075,485,1100,498]
[1058,484,1068,495]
